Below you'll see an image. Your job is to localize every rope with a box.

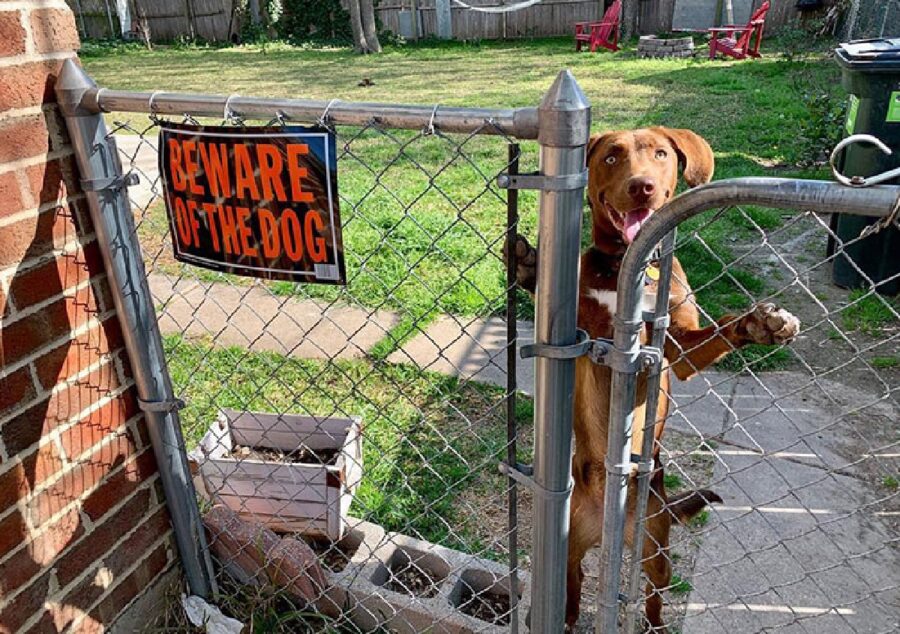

[451,0,543,14]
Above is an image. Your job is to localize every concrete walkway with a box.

[667,372,899,634]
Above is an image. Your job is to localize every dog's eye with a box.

[605,155,616,165]
[655,149,668,160]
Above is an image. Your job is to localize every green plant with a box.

[669,573,693,595]
[278,0,352,45]
[664,473,683,490]
[690,510,710,528]
[871,356,899,369]
[883,476,899,490]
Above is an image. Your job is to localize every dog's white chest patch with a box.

[586,289,657,315]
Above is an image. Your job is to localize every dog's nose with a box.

[627,177,656,201]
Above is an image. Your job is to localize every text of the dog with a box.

[159,124,345,284]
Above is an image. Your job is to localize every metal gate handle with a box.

[830,134,900,187]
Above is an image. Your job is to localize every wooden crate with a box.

[196,409,363,540]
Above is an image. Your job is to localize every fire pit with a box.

[638,35,695,59]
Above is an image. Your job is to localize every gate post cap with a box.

[56,59,99,117]
[538,70,591,147]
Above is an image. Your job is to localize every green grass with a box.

[690,509,711,528]
[664,472,683,490]
[871,356,899,369]
[841,290,899,336]
[90,37,839,353]
[165,334,531,550]
[669,573,693,595]
[883,476,899,491]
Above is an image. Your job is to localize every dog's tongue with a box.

[623,209,652,244]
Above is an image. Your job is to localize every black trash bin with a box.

[830,38,900,296]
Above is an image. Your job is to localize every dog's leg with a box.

[502,233,537,294]
[566,485,603,630]
[666,302,800,381]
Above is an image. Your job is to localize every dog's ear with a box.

[654,127,714,187]
[586,132,611,168]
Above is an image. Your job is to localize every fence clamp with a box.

[81,171,139,193]
[521,328,662,373]
[497,169,588,191]
[499,461,573,501]
[589,338,662,373]
[138,397,186,414]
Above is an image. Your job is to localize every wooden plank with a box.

[202,457,331,483]
[225,409,357,450]
[216,494,333,520]
[204,474,332,503]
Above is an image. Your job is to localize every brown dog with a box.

[510,127,800,631]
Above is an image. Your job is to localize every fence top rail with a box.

[81,86,541,139]
[614,176,900,336]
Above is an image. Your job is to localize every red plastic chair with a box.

[708,1,770,60]
[575,0,622,53]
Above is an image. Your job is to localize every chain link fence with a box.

[592,188,899,633]
[110,107,543,631]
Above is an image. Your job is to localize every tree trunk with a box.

[248,0,261,25]
[347,0,369,53]
[360,0,382,53]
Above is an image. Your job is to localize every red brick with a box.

[0,59,67,114]
[58,388,138,458]
[0,202,81,268]
[0,569,51,632]
[0,10,25,56]
[60,520,169,626]
[0,170,24,219]
[0,283,105,368]
[23,505,82,566]
[28,433,137,526]
[0,508,25,559]
[24,154,79,206]
[0,114,50,163]
[29,9,79,55]
[0,539,42,595]
[82,447,157,521]
[82,543,171,629]
[33,317,125,390]
[0,445,62,512]
[55,487,150,587]
[104,505,171,575]
[0,366,36,417]
[10,241,102,312]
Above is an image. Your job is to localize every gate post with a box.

[56,59,215,598]
[530,70,590,633]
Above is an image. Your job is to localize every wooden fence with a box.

[67,0,236,41]
[378,0,806,40]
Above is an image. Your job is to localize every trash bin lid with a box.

[836,38,900,72]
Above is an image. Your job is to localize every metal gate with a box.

[595,179,900,633]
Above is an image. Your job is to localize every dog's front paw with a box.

[741,303,800,345]
[502,233,537,293]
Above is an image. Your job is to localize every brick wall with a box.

[0,2,177,632]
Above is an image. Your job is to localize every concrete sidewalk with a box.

[667,372,899,633]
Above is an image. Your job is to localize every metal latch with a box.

[138,397,186,413]
[497,169,588,191]
[830,134,900,187]
[520,328,662,373]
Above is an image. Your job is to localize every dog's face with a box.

[586,127,714,246]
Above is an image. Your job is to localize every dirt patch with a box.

[385,563,442,598]
[458,586,512,625]
[230,445,339,465]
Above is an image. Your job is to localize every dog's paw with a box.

[741,303,800,345]
[502,233,537,293]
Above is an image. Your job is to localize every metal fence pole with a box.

[56,59,215,598]
[530,70,591,633]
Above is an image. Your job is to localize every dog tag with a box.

[645,265,660,282]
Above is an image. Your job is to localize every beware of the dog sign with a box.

[158,122,345,284]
